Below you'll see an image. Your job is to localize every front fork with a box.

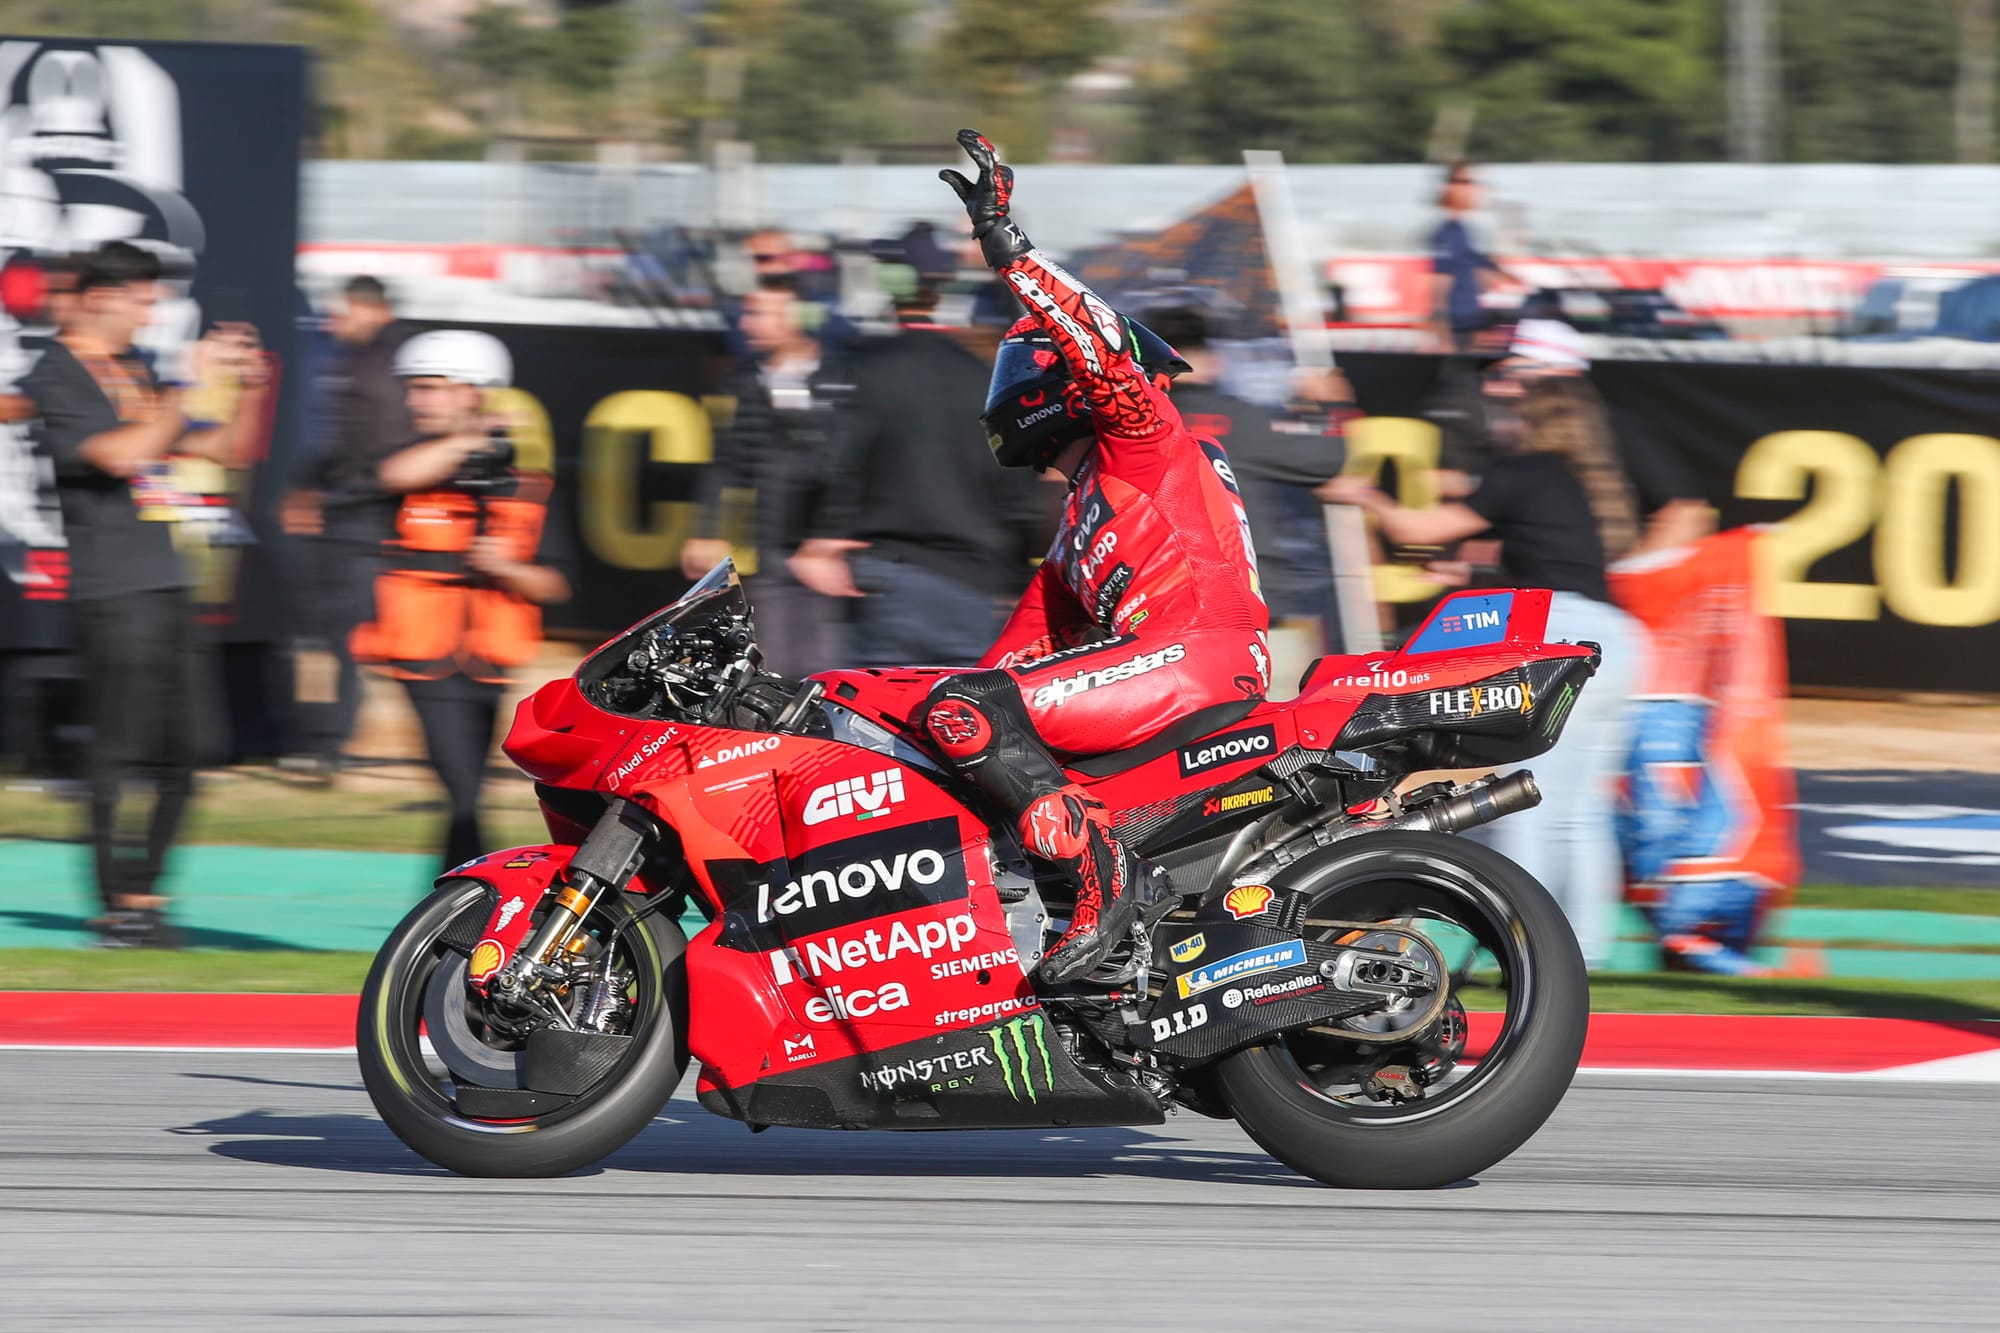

[490,798,654,1001]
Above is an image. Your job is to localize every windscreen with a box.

[579,558,749,677]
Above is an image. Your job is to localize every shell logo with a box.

[1223,884,1274,921]
[468,940,506,983]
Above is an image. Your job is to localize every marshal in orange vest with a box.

[350,472,551,683]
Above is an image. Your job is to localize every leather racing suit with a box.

[923,150,1270,979]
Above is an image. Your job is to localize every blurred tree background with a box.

[0,0,1995,163]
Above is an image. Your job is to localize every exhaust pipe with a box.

[1323,771,1541,844]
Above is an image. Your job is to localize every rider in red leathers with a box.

[924,131,1271,982]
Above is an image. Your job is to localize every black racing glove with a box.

[940,128,1031,271]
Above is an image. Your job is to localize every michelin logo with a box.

[1176,939,1308,1000]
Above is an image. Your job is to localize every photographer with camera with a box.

[352,330,569,873]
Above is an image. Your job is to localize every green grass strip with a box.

[2,952,1998,1020]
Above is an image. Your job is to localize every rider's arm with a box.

[942,130,1162,443]
[979,560,1092,669]
[997,250,1162,442]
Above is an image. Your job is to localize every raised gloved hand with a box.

[940,129,1031,270]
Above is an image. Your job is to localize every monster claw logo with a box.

[985,1013,1055,1103]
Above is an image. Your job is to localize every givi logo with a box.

[803,769,906,826]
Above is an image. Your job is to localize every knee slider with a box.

[922,670,1026,762]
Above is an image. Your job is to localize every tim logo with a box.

[1438,610,1501,635]
[802,769,907,826]
[1405,592,1515,656]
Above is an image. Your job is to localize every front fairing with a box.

[577,560,753,711]
[504,561,755,786]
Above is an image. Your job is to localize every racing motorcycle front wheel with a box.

[357,878,689,1177]
[1216,830,1587,1189]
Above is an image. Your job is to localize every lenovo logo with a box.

[1177,724,1277,777]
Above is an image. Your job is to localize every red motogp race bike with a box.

[359,562,1597,1188]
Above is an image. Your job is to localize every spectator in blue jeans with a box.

[1322,319,1648,968]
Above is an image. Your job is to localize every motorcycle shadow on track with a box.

[173,1096,1389,1190]
[170,1108,477,1179]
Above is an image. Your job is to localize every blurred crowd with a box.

[6,163,1730,963]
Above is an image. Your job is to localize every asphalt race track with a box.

[4,1052,1997,1331]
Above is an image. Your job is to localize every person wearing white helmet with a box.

[354,327,570,874]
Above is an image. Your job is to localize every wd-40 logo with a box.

[1169,933,1206,964]
[1428,680,1534,719]
[986,1013,1056,1102]
[803,770,906,826]
[1176,939,1308,999]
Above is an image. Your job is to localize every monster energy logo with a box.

[1539,682,1579,739]
[985,1013,1055,1102]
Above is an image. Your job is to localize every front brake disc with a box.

[422,956,528,1089]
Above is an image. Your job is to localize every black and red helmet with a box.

[980,313,1190,470]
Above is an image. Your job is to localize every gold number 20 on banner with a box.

[1735,430,2000,628]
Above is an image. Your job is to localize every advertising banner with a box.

[1324,253,1992,326]
[0,38,306,649]
[422,320,728,636]
[1338,352,2000,693]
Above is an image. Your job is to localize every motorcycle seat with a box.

[1062,697,1259,779]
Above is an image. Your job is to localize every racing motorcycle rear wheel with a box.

[358,878,689,1177]
[1215,830,1587,1189]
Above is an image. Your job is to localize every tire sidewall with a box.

[1217,830,1589,1188]
[357,880,690,1177]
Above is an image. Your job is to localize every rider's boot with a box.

[1022,785,1176,983]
